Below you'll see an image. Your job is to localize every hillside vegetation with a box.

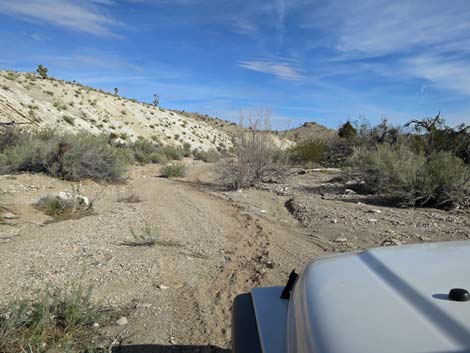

[0,70,232,152]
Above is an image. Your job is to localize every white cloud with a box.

[310,0,470,57]
[238,60,302,80]
[300,0,470,96]
[0,0,120,36]
[405,54,470,96]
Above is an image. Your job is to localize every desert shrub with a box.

[160,145,184,160]
[0,283,116,353]
[53,133,127,181]
[193,148,220,162]
[324,137,353,167]
[405,114,470,164]
[128,141,184,164]
[0,131,127,181]
[0,135,54,174]
[347,144,470,207]
[161,162,187,178]
[289,139,326,164]
[338,121,357,139]
[127,224,160,246]
[36,190,92,219]
[63,115,75,125]
[0,127,23,152]
[218,113,289,190]
[149,152,168,164]
[182,142,192,157]
[129,139,156,164]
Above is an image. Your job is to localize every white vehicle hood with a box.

[288,241,470,353]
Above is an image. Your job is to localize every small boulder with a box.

[116,317,128,326]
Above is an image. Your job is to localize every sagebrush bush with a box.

[0,283,116,353]
[161,162,187,178]
[160,145,184,160]
[193,148,220,162]
[289,139,326,164]
[56,133,128,181]
[347,144,470,207]
[149,152,168,164]
[0,130,127,181]
[128,140,184,164]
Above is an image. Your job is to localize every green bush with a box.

[128,140,184,163]
[193,148,220,162]
[289,139,326,164]
[149,152,168,164]
[347,144,470,207]
[0,283,116,353]
[161,162,187,178]
[129,139,156,164]
[160,145,184,160]
[182,142,192,157]
[53,133,127,181]
[0,130,127,181]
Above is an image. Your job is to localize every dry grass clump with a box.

[126,224,160,246]
[0,283,117,353]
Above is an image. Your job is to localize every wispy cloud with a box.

[299,0,470,98]
[405,54,470,96]
[309,0,470,57]
[0,0,120,36]
[238,60,302,80]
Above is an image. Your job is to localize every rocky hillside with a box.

[283,121,336,142]
[0,71,232,151]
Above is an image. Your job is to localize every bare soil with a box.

[0,162,468,352]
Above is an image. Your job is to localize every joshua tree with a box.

[153,93,159,107]
[114,88,119,96]
[36,64,48,79]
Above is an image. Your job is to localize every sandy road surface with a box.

[1,162,468,352]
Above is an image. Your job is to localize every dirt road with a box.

[1,162,468,352]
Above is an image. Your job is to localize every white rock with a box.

[116,317,128,325]
[2,212,17,219]
[157,284,169,290]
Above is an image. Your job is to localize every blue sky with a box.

[0,0,470,129]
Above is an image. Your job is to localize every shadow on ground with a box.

[113,345,229,353]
